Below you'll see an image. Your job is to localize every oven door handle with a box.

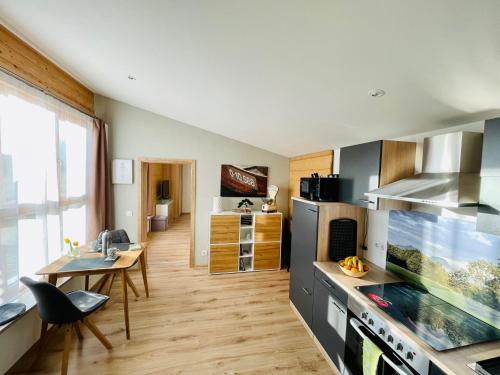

[349,318,411,375]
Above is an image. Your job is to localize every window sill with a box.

[0,275,74,335]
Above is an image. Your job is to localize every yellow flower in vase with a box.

[72,240,80,257]
[64,237,75,257]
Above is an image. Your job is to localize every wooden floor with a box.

[10,214,331,374]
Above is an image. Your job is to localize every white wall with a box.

[181,164,191,213]
[94,95,289,265]
[333,121,485,268]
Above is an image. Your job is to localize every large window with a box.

[0,72,93,304]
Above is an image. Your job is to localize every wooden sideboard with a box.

[209,212,282,274]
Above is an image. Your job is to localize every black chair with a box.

[20,277,112,375]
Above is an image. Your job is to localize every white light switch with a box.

[126,210,133,217]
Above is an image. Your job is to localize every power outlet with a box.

[201,250,207,256]
[375,241,385,250]
[126,210,133,217]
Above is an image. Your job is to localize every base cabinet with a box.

[254,242,280,270]
[209,212,282,274]
[209,244,238,273]
[312,270,347,373]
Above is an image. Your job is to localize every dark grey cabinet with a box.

[478,118,500,234]
[339,140,382,208]
[289,199,318,327]
[312,268,347,373]
[338,140,416,209]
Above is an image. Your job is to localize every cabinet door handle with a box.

[359,198,375,204]
[301,287,312,296]
[307,208,317,213]
[331,301,346,314]
[321,278,336,290]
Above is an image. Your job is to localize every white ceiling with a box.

[1,1,500,157]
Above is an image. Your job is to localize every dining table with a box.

[36,242,149,341]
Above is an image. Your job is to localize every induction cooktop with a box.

[356,282,500,351]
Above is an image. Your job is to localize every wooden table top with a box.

[36,243,146,277]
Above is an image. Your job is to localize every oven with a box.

[344,310,420,375]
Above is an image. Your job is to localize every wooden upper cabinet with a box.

[379,141,417,186]
[210,244,238,273]
[255,214,282,242]
[210,215,240,244]
[254,242,280,270]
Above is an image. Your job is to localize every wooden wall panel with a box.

[288,150,333,217]
[0,25,94,114]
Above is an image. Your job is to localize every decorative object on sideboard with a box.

[262,185,279,213]
[233,198,253,213]
[212,196,224,213]
[112,159,133,184]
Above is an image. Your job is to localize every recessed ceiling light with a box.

[368,88,386,98]
[127,75,136,81]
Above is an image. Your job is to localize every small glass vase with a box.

[65,242,74,257]
[72,246,81,258]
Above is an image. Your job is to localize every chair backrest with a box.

[20,277,83,324]
[98,229,131,244]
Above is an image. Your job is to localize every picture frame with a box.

[112,159,133,184]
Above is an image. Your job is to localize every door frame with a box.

[138,157,196,267]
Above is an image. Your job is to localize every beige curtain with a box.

[88,118,113,239]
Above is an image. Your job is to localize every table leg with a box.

[97,274,110,293]
[139,252,150,297]
[40,275,58,350]
[120,270,130,339]
[84,275,89,291]
[106,273,116,296]
[125,271,140,297]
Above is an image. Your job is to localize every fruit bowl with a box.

[338,263,368,278]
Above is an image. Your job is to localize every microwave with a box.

[300,176,340,202]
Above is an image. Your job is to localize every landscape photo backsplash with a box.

[387,210,500,329]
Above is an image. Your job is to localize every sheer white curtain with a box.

[0,71,93,304]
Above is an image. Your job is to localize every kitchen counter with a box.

[291,196,346,206]
[314,261,500,375]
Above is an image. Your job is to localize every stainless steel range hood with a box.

[366,131,483,208]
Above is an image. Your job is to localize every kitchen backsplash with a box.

[386,210,500,329]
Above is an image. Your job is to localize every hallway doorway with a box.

[138,158,196,267]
